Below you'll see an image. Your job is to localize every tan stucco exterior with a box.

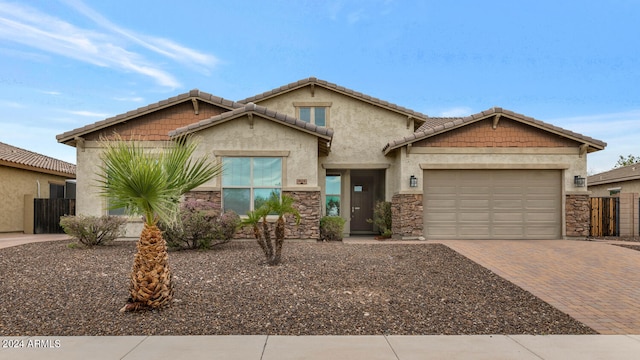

[588,180,640,197]
[194,114,320,190]
[60,78,604,240]
[251,86,416,231]
[0,166,68,233]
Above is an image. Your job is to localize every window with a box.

[49,183,65,199]
[108,204,126,216]
[294,102,331,127]
[222,157,282,214]
[326,175,341,216]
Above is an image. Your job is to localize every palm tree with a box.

[242,192,300,266]
[241,206,269,257]
[266,192,300,265]
[97,135,221,311]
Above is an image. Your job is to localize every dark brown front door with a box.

[350,175,374,233]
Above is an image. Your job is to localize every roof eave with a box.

[57,92,242,145]
[0,159,76,178]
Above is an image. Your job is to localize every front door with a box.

[350,175,374,233]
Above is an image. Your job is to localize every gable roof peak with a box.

[57,89,244,145]
[384,106,607,154]
[238,77,429,121]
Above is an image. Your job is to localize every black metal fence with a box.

[34,198,76,234]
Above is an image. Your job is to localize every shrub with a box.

[214,210,241,242]
[60,215,127,247]
[159,200,240,250]
[320,216,346,241]
[367,201,392,237]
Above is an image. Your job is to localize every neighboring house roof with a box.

[383,107,607,154]
[0,141,76,177]
[239,77,430,123]
[56,89,243,145]
[588,163,640,186]
[169,103,334,155]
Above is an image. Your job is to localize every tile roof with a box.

[169,103,334,155]
[57,89,243,144]
[0,141,76,177]
[587,163,640,186]
[239,77,430,122]
[383,107,607,154]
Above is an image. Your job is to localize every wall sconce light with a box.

[410,175,418,188]
[574,175,586,187]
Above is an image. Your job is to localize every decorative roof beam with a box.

[310,83,315,97]
[407,116,413,129]
[406,143,412,157]
[579,143,589,158]
[191,98,199,115]
[74,136,85,152]
[492,114,501,130]
[248,113,254,129]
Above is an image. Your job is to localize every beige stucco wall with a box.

[74,141,171,237]
[192,114,320,190]
[588,180,640,197]
[252,86,416,233]
[0,166,68,233]
[399,147,588,194]
[74,116,320,237]
[253,86,415,202]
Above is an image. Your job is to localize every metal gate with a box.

[589,197,619,237]
[34,198,76,234]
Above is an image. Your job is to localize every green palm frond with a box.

[97,134,222,226]
[266,192,301,225]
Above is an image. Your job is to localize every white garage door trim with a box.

[423,169,562,240]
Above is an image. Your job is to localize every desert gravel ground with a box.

[0,240,596,336]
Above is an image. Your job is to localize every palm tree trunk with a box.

[262,220,273,262]
[273,216,285,265]
[121,223,173,312]
[253,224,267,254]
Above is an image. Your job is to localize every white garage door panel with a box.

[424,170,561,240]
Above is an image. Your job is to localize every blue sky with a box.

[0,0,638,173]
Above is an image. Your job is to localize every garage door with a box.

[423,169,561,240]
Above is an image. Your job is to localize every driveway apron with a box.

[436,240,640,335]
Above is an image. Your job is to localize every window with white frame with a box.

[294,102,331,127]
[222,157,282,215]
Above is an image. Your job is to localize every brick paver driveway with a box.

[437,240,640,334]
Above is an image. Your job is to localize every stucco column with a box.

[618,193,639,237]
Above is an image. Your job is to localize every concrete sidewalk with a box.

[2,335,640,359]
[0,233,70,249]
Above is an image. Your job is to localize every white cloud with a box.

[437,107,473,117]
[39,90,61,95]
[114,96,144,102]
[67,110,111,118]
[62,0,217,69]
[0,0,218,88]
